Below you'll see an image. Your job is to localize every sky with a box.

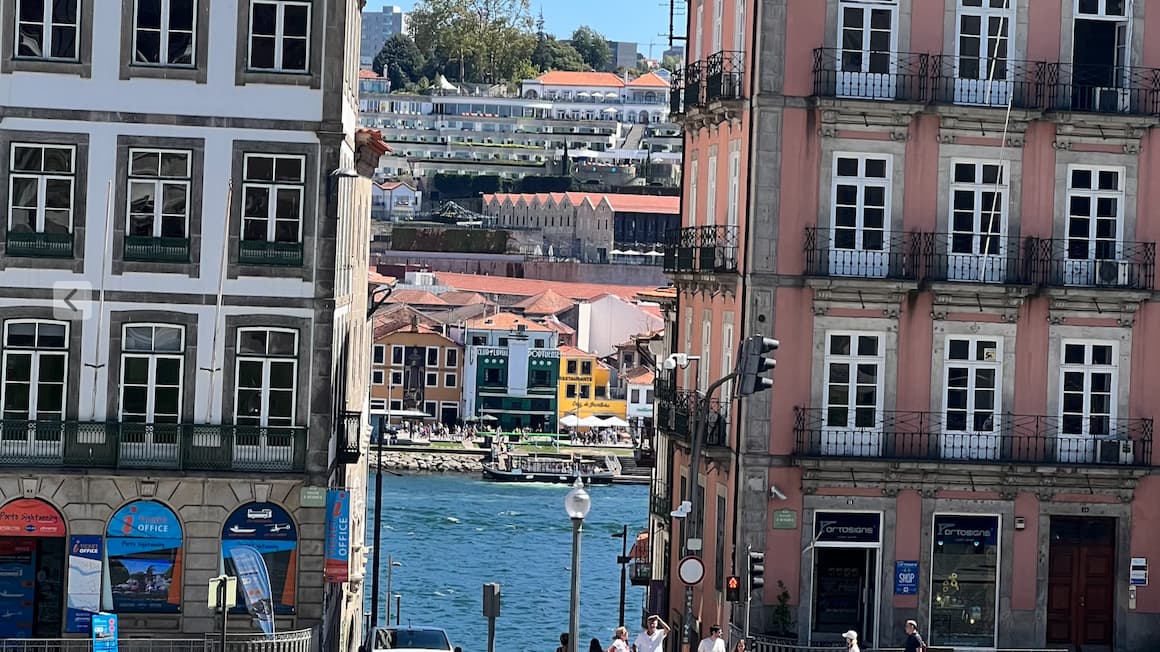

[363,0,681,59]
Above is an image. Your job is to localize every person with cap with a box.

[841,630,860,652]
[903,619,927,652]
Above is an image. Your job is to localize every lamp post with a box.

[612,525,629,628]
[385,557,402,626]
[565,478,592,652]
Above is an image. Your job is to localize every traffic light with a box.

[748,550,765,592]
[726,575,741,602]
[737,335,779,396]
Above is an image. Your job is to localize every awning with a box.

[629,530,649,559]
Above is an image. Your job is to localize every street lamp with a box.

[612,525,630,628]
[565,478,592,652]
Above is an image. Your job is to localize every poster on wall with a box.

[0,498,66,537]
[104,501,183,613]
[0,538,35,639]
[324,490,350,583]
[221,503,297,616]
[66,536,103,633]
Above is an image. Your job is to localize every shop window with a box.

[105,500,183,613]
[222,503,297,616]
[930,514,999,647]
[0,498,66,637]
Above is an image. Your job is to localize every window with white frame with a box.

[1060,340,1116,438]
[955,0,1013,90]
[391,345,404,365]
[712,0,723,52]
[248,0,310,72]
[425,371,438,387]
[720,321,734,399]
[372,344,386,365]
[370,398,386,411]
[726,144,740,228]
[1065,166,1124,264]
[733,0,746,52]
[699,310,713,391]
[235,328,297,427]
[1,321,67,422]
[423,400,438,419]
[445,348,459,368]
[133,0,196,66]
[390,370,403,386]
[371,369,385,385]
[837,0,897,76]
[8,144,76,235]
[688,159,699,227]
[705,154,718,226]
[15,0,79,60]
[943,336,1001,433]
[831,154,890,275]
[120,324,184,423]
[426,347,439,367]
[823,332,883,428]
[127,149,191,239]
[948,160,1007,281]
[444,373,457,388]
[241,153,305,248]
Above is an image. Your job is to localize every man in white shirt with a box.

[696,626,726,652]
[633,615,670,652]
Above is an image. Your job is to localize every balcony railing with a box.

[812,48,930,102]
[663,225,739,275]
[669,67,684,115]
[239,240,304,266]
[650,481,671,517]
[705,50,745,103]
[0,420,308,472]
[1030,238,1156,290]
[629,560,653,586]
[921,232,1038,284]
[803,227,923,280]
[124,235,191,263]
[793,407,1154,467]
[683,61,705,110]
[1047,63,1160,115]
[337,411,362,464]
[5,231,74,258]
[930,56,1049,109]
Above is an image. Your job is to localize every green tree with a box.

[372,34,426,89]
[570,25,611,71]
[533,36,586,72]
[410,0,535,83]
[661,54,682,73]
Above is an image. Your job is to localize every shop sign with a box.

[529,349,560,358]
[1131,557,1148,586]
[772,509,797,530]
[934,515,998,546]
[0,498,65,537]
[106,501,184,613]
[65,535,103,633]
[92,614,118,652]
[895,560,919,595]
[324,489,351,583]
[300,486,327,508]
[814,511,881,544]
[222,503,297,616]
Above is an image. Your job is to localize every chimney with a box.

[410,314,419,331]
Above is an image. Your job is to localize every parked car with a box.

[368,626,461,652]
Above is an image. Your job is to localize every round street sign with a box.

[678,556,705,585]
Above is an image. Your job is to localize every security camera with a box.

[662,357,677,370]
[769,485,787,501]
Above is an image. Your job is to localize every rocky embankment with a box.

[371,449,484,474]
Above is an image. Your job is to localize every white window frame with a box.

[371,369,385,385]
[1075,0,1129,18]
[1064,164,1125,262]
[390,370,403,386]
[699,311,713,392]
[425,371,439,388]
[247,0,311,73]
[1058,339,1118,437]
[120,323,185,424]
[234,327,298,428]
[423,400,438,419]
[830,153,892,275]
[726,144,741,229]
[391,345,404,365]
[733,0,746,53]
[241,153,305,244]
[941,336,1002,460]
[947,159,1008,280]
[688,159,699,227]
[444,373,457,389]
[389,399,403,412]
[370,398,387,412]
[720,321,734,400]
[0,320,68,421]
[836,0,899,74]
[712,0,723,53]
[953,0,1014,90]
[445,348,459,368]
[8,143,76,234]
[706,153,718,226]
[426,346,440,367]
[372,344,386,365]
[132,0,197,67]
[126,148,192,239]
[15,0,79,60]
[822,330,885,430]
[928,512,1002,647]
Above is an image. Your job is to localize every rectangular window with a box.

[234,327,297,427]
[566,360,578,375]
[953,0,1013,105]
[822,331,884,456]
[580,361,592,376]
[733,0,745,52]
[700,313,713,390]
[630,389,640,403]
[688,159,699,226]
[126,149,191,239]
[370,398,386,411]
[445,348,458,368]
[942,336,1001,460]
[714,493,726,591]
[831,153,891,277]
[726,146,740,228]
[595,386,606,398]
[423,400,438,419]
[1,320,68,421]
[426,346,439,367]
[241,153,305,244]
[498,337,508,346]
[566,384,577,398]
[133,0,196,66]
[947,160,1007,282]
[389,370,403,386]
[1059,340,1117,462]
[371,369,385,385]
[391,345,404,365]
[444,373,457,388]
[646,389,654,403]
[579,385,591,399]
[425,371,438,387]
[1064,166,1125,284]
[15,0,79,60]
[835,0,897,98]
[8,144,76,235]
[533,338,545,348]
[372,344,386,365]
[530,369,551,386]
[705,154,718,225]
[121,324,184,424]
[248,0,310,72]
[471,336,486,346]
[389,399,402,412]
[484,368,503,385]
[712,0,723,52]
[930,514,999,648]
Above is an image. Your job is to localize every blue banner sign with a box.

[92,613,119,652]
[66,535,103,633]
[324,489,350,583]
[814,512,881,544]
[895,561,919,595]
[105,501,183,613]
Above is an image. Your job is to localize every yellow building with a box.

[557,345,627,422]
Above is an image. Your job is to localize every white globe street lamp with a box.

[566,478,591,652]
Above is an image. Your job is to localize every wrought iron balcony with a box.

[629,560,653,586]
[920,232,1038,284]
[793,407,1153,467]
[5,231,73,258]
[683,61,705,110]
[929,56,1049,110]
[663,225,739,276]
[1030,238,1155,290]
[803,227,923,280]
[0,420,308,472]
[239,240,304,266]
[704,50,745,103]
[811,48,930,102]
[336,411,362,464]
[124,235,191,263]
[669,67,684,115]
[1047,63,1160,116]
[650,481,671,517]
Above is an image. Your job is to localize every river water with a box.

[364,473,649,652]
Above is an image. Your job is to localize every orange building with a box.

[370,315,463,427]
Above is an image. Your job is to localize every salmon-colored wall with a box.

[1025,1,1063,63]
[893,490,921,609]
[1011,493,1039,610]
[907,0,944,55]
[784,0,825,97]
[1131,478,1160,611]
[902,115,940,232]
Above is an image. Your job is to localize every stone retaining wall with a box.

[372,450,484,473]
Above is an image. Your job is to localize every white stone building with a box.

[0,1,379,649]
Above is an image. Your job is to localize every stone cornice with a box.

[929,283,1032,322]
[1044,287,1150,326]
[807,278,918,318]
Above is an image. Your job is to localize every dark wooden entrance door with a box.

[1047,517,1116,651]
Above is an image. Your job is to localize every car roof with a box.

[383,626,449,633]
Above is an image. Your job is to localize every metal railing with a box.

[1031,238,1155,290]
[649,481,671,517]
[0,630,315,652]
[920,232,1038,284]
[5,231,74,258]
[683,61,705,110]
[669,67,684,115]
[125,235,191,263]
[663,225,739,275]
[238,240,304,266]
[629,560,652,585]
[336,411,362,464]
[803,227,923,280]
[705,50,745,103]
[793,407,1154,467]
[812,48,930,101]
[929,56,1049,110]
[0,420,308,472]
[1047,63,1160,115]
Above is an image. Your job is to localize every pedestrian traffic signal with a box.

[737,335,779,396]
[748,550,765,591]
[726,575,741,602]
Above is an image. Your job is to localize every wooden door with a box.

[1047,517,1116,650]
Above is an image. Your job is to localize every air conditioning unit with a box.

[1098,438,1134,465]
[1095,259,1130,286]
[1094,86,1130,113]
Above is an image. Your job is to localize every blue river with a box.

[365,473,649,652]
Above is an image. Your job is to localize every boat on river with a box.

[481,453,621,485]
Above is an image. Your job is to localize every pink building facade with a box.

[655,1,1160,650]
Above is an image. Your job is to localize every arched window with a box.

[222,502,299,619]
[105,500,183,613]
[0,498,66,637]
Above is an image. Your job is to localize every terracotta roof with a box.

[624,367,655,385]
[533,71,626,87]
[368,270,397,286]
[379,180,416,191]
[540,317,576,335]
[627,72,670,88]
[356,128,392,155]
[638,304,663,321]
[386,289,449,306]
[438,291,490,306]
[635,287,677,302]
[359,69,380,79]
[559,345,595,358]
[484,192,678,215]
[464,312,552,332]
[513,288,574,316]
[372,304,446,340]
[433,272,652,302]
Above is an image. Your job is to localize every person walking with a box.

[608,627,631,652]
[633,615,670,652]
[556,634,568,652]
[589,638,603,652]
[842,630,860,652]
[903,620,927,652]
[696,626,726,652]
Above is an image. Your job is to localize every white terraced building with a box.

[0,0,382,650]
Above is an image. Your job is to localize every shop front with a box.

[809,511,882,648]
[104,501,184,614]
[0,498,66,638]
[928,514,1000,648]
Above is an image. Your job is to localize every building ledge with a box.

[929,282,1033,322]
[807,277,919,318]
[1044,286,1150,326]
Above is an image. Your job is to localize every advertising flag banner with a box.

[324,489,350,583]
[66,536,103,633]
[230,545,276,636]
[222,503,298,614]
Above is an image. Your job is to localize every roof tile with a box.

[433,272,653,302]
[464,312,553,332]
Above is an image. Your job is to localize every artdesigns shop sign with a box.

[814,512,881,544]
[935,515,998,546]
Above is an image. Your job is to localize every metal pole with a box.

[743,544,752,642]
[395,594,401,625]
[618,524,628,628]
[569,516,584,652]
[219,578,228,652]
[487,612,496,652]
[386,554,394,626]
[371,435,383,630]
